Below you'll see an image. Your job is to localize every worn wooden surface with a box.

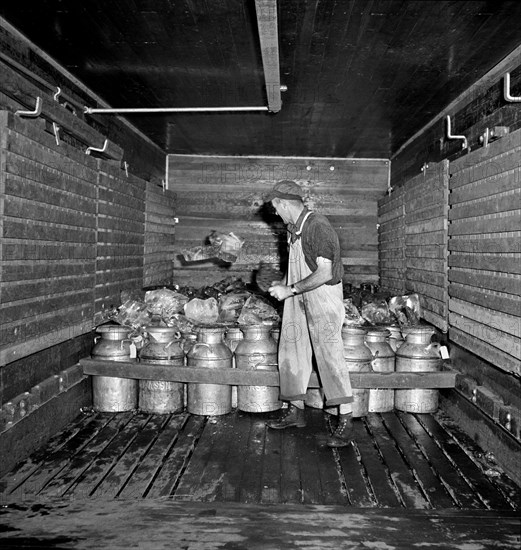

[0,500,519,550]
[80,358,457,388]
[1,408,519,510]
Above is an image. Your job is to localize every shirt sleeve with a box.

[308,218,337,261]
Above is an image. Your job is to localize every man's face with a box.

[271,198,290,223]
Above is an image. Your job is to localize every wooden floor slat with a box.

[397,412,485,509]
[1,408,518,513]
[351,418,402,507]
[415,413,512,510]
[147,414,206,498]
[380,412,457,509]
[118,413,189,499]
[40,412,139,497]
[365,414,431,509]
[5,412,116,498]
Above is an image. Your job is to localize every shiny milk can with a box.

[235,324,281,412]
[139,326,184,414]
[365,328,395,412]
[91,325,137,412]
[341,326,372,417]
[187,326,233,416]
[395,326,442,413]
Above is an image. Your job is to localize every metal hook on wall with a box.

[446,116,468,150]
[52,122,60,146]
[85,138,108,156]
[53,87,62,102]
[504,73,521,102]
[15,96,43,118]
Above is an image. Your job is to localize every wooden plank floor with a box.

[1,408,519,510]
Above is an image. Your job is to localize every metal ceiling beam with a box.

[255,0,282,113]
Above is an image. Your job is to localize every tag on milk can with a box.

[129,343,137,359]
[439,346,449,360]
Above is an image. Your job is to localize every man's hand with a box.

[268,283,294,301]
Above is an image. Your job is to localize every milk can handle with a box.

[94,336,101,344]
[120,338,133,350]
[425,342,441,355]
[164,337,182,359]
[191,342,212,352]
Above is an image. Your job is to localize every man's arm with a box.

[268,257,332,301]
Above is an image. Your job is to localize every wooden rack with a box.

[80,358,457,389]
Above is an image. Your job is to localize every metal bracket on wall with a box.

[86,138,108,156]
[504,73,521,102]
[446,115,468,149]
[52,122,60,145]
[15,96,42,117]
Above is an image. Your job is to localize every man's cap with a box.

[264,180,304,202]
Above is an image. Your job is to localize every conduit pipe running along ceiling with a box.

[84,0,282,117]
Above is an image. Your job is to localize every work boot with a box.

[326,413,354,447]
[267,404,306,429]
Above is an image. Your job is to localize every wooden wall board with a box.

[94,162,145,316]
[0,112,97,362]
[377,186,405,294]
[447,128,521,372]
[143,181,176,287]
[380,160,449,330]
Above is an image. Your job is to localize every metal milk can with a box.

[395,326,442,413]
[235,325,281,413]
[91,325,138,412]
[341,326,372,417]
[187,326,233,416]
[139,327,185,414]
[365,328,395,413]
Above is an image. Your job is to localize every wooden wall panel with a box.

[448,128,521,376]
[94,163,145,321]
[404,160,449,331]
[168,155,389,287]
[144,182,176,287]
[0,112,97,365]
[378,186,405,295]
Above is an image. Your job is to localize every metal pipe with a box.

[84,106,269,115]
[15,96,43,117]
[446,115,468,150]
[504,73,521,102]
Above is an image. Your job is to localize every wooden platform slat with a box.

[239,415,267,503]
[80,358,457,388]
[396,412,485,509]
[1,409,518,516]
[4,412,115,498]
[118,413,189,499]
[147,414,207,498]
[380,412,456,509]
[66,413,151,498]
[94,414,173,499]
[351,419,401,507]
[415,414,512,510]
[365,414,431,509]
[300,411,346,505]
[40,412,138,498]
[0,411,96,497]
